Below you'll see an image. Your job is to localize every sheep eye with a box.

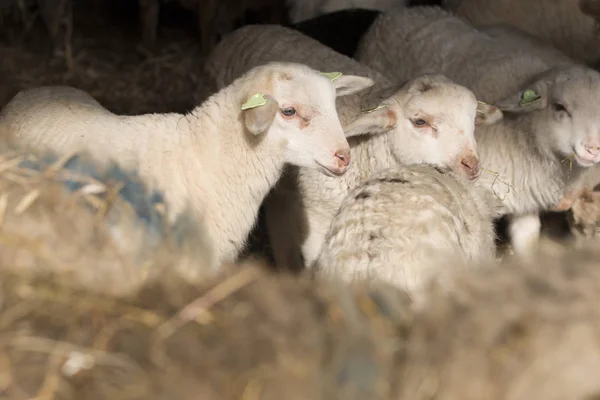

[413,118,428,127]
[553,103,567,113]
[281,107,296,117]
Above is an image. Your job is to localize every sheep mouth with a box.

[573,152,599,168]
[315,162,345,177]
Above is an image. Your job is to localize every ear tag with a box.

[519,89,541,106]
[321,71,343,81]
[241,93,267,110]
[476,101,488,114]
[361,104,388,114]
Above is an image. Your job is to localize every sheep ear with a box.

[495,87,548,113]
[329,74,375,97]
[241,93,279,136]
[475,101,504,125]
[343,104,396,138]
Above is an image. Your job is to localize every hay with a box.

[0,133,213,294]
[396,241,600,400]
[0,0,211,115]
[0,257,412,400]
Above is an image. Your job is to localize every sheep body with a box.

[443,0,600,65]
[479,24,575,67]
[355,6,600,256]
[355,6,554,103]
[205,25,499,271]
[286,0,403,23]
[313,164,499,292]
[399,241,600,399]
[0,62,359,268]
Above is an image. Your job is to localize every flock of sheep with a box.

[1,0,600,398]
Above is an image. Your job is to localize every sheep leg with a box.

[301,215,331,269]
[508,213,541,258]
[138,0,159,48]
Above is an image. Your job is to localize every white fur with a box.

[356,7,600,257]
[313,164,501,293]
[0,62,362,268]
[286,0,404,23]
[444,0,600,65]
[204,24,501,271]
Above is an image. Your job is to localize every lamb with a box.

[286,0,403,24]
[398,241,600,400]
[0,245,413,399]
[0,62,372,268]
[355,6,600,257]
[313,164,501,293]
[205,24,502,271]
[443,0,600,66]
[0,133,212,295]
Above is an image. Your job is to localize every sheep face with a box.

[344,75,502,181]
[495,66,600,169]
[241,62,374,176]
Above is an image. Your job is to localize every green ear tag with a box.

[361,104,388,113]
[520,89,541,106]
[321,71,343,81]
[241,93,267,110]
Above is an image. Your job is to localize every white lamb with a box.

[0,62,374,269]
[204,24,503,271]
[443,0,600,66]
[313,164,501,293]
[356,6,600,257]
[286,0,404,24]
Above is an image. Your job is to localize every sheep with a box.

[398,241,600,400]
[443,0,600,66]
[0,247,413,399]
[313,164,501,293]
[479,24,575,67]
[286,0,403,24]
[355,6,600,257]
[0,61,373,268]
[205,24,502,271]
[0,132,211,295]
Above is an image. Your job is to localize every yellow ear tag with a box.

[321,71,343,81]
[519,89,541,106]
[361,104,387,114]
[476,101,488,114]
[241,93,267,110]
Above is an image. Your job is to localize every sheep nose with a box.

[460,154,481,180]
[584,144,600,158]
[334,149,351,169]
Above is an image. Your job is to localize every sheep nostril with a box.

[335,150,351,167]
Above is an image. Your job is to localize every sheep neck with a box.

[350,131,397,183]
[171,85,286,264]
